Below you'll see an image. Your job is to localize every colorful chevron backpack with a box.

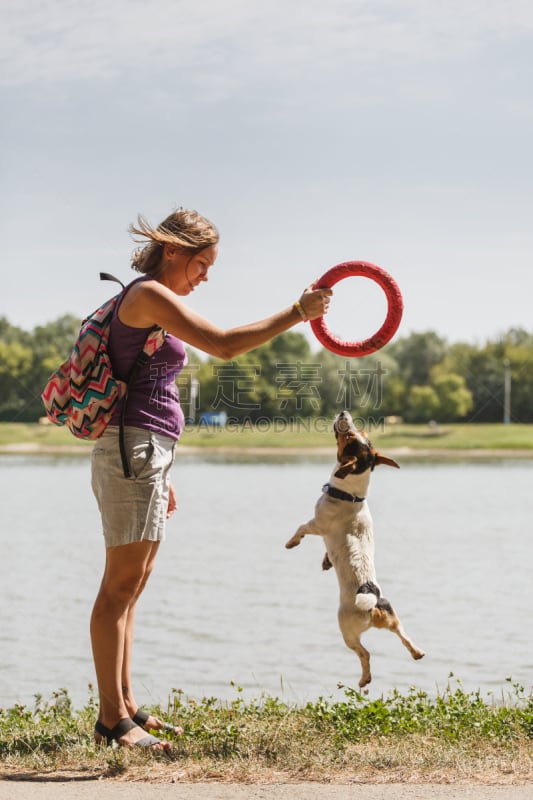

[41,273,165,474]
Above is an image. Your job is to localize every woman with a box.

[90,208,332,749]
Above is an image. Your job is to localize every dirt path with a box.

[1,782,531,799]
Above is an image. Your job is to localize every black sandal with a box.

[132,707,181,735]
[94,718,170,749]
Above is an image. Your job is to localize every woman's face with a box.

[164,243,218,295]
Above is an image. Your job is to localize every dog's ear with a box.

[334,457,357,478]
[374,452,400,469]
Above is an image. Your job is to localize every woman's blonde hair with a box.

[129,208,219,275]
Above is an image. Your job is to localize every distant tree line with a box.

[1,314,531,425]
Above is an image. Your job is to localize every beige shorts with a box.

[91,426,176,548]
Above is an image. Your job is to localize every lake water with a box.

[0,451,531,711]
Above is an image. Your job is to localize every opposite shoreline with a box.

[2,443,533,458]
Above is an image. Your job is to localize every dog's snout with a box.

[335,410,354,433]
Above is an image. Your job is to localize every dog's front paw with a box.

[285,536,301,549]
[322,552,333,570]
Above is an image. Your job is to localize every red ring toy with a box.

[310,261,403,357]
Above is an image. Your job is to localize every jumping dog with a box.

[285,411,425,688]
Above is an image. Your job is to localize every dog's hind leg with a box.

[338,608,372,688]
[353,641,372,689]
[371,600,425,661]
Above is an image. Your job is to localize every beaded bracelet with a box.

[293,300,308,322]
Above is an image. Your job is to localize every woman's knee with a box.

[93,575,142,616]
[96,541,159,608]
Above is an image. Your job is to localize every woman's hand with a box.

[298,286,333,321]
[166,483,177,518]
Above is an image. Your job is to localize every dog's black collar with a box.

[322,483,366,504]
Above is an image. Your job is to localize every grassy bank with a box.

[0,680,531,784]
[1,421,533,453]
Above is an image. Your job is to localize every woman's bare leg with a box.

[120,542,167,729]
[90,540,162,746]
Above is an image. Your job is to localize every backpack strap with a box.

[100,272,125,289]
[100,273,165,479]
[118,344,161,479]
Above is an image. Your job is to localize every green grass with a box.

[2,421,533,452]
[0,679,531,783]
[0,423,93,449]
[372,423,533,451]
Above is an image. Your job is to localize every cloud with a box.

[2,0,533,99]
[1,0,532,347]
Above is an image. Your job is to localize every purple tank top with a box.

[107,278,188,439]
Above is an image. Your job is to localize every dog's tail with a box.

[355,581,381,611]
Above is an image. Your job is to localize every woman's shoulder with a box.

[118,277,164,327]
[124,276,176,303]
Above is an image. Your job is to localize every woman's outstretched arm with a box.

[119,280,332,359]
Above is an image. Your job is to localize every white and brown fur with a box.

[285,411,424,689]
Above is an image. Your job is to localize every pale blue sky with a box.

[2,0,532,349]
